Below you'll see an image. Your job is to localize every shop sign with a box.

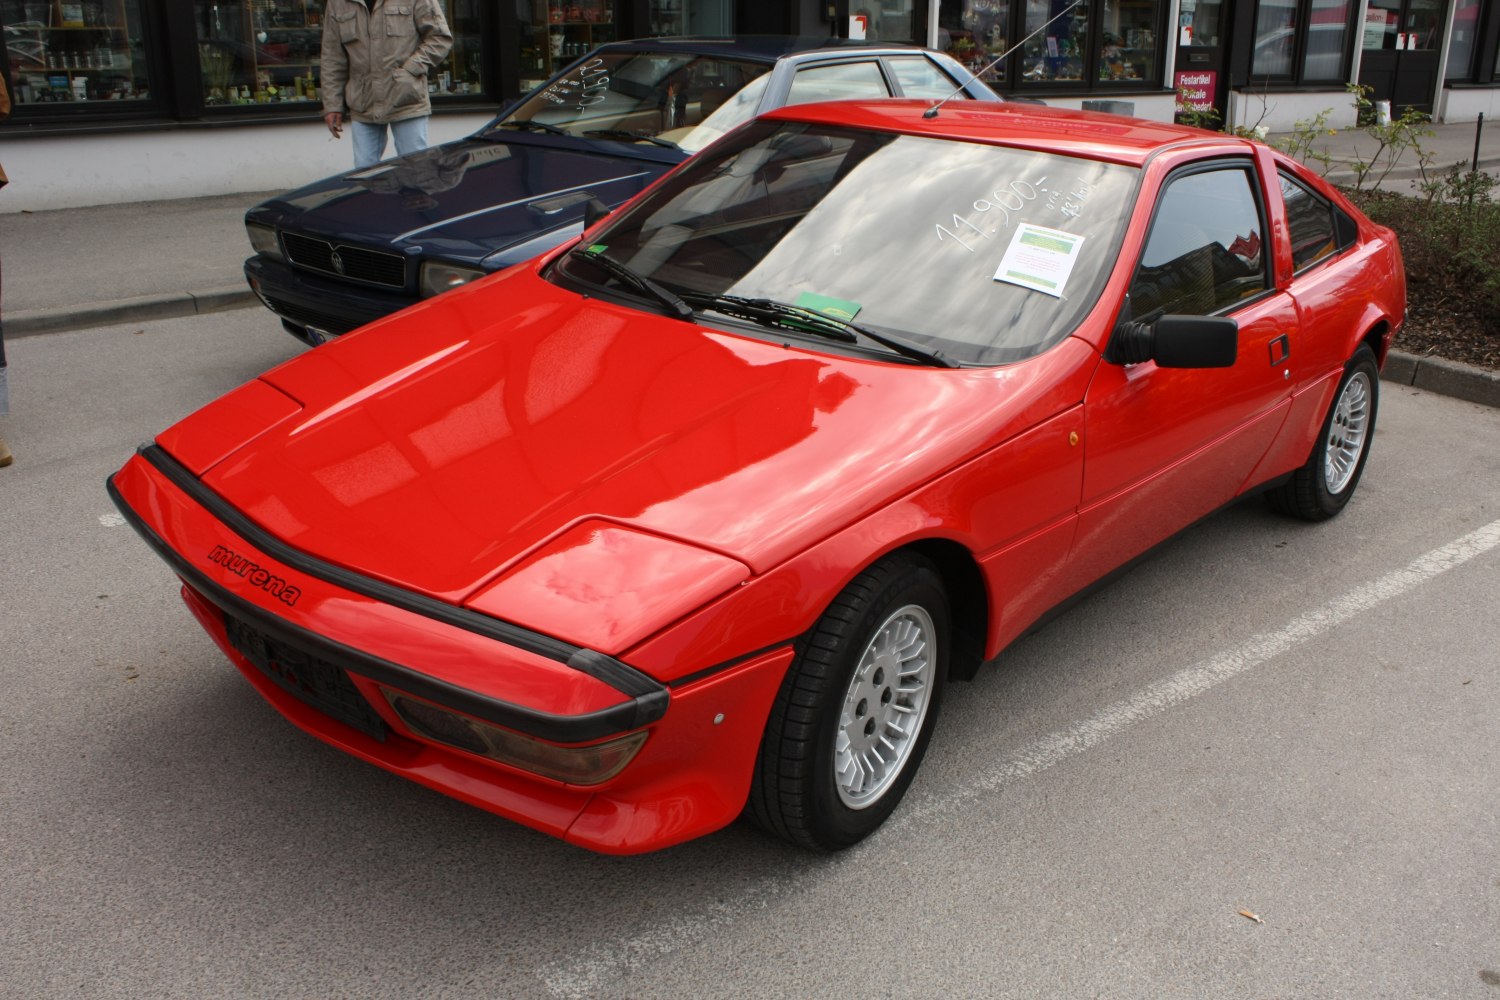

[1175,70,1216,111]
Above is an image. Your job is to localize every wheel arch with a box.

[1358,318,1391,368]
[888,538,989,683]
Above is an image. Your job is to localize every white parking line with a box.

[538,518,1500,998]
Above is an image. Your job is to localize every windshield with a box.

[490,52,772,154]
[553,121,1139,365]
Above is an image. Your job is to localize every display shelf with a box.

[3,0,147,102]
[195,0,326,106]
[523,0,615,85]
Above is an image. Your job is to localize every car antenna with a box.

[925,0,1084,119]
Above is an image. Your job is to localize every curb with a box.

[1382,349,1500,408]
[7,285,257,338]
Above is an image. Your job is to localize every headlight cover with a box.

[419,261,487,298]
[246,222,284,262]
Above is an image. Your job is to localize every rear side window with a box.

[885,56,964,99]
[1129,164,1268,319]
[1279,171,1354,272]
[785,62,892,106]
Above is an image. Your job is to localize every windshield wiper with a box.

[492,118,569,137]
[680,293,958,368]
[567,247,693,320]
[583,129,681,150]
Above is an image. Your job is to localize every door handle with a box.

[1268,334,1290,365]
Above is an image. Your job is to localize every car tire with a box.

[747,553,949,851]
[1268,344,1380,521]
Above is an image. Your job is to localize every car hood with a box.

[161,266,1093,631]
[249,136,676,266]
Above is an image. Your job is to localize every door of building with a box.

[1358,0,1446,115]
[1174,0,1232,122]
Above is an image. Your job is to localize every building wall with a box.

[1441,87,1500,122]
[0,113,493,214]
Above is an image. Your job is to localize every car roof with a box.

[595,34,943,65]
[760,99,1252,167]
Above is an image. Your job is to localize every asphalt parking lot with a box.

[0,308,1496,999]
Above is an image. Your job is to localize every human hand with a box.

[324,112,343,138]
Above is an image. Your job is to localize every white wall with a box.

[1439,88,1500,124]
[1228,88,1358,132]
[0,113,493,214]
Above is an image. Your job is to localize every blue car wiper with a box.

[583,129,681,151]
[491,118,569,137]
[680,293,958,368]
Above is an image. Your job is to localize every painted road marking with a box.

[539,518,1500,998]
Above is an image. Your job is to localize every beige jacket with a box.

[321,0,453,125]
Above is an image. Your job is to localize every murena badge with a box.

[207,546,302,606]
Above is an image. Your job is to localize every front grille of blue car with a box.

[282,232,407,289]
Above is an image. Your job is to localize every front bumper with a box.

[108,446,792,853]
[245,255,421,344]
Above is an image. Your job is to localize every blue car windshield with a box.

[490,52,772,154]
[557,121,1139,366]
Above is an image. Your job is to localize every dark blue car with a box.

[243,35,998,346]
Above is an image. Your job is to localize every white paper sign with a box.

[994,224,1086,297]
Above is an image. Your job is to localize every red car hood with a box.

[164,265,1093,610]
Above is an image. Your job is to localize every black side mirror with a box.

[1106,314,1239,368]
[583,196,611,229]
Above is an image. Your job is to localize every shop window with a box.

[1096,0,1161,82]
[517,0,616,94]
[939,0,1009,83]
[192,1,482,109]
[646,0,731,36]
[1022,0,1089,82]
[1446,0,1479,79]
[855,1,921,43]
[1252,0,1298,76]
[1301,0,1349,80]
[3,0,152,104]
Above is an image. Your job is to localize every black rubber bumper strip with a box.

[108,450,669,742]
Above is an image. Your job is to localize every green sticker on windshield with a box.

[794,292,863,321]
[586,243,608,255]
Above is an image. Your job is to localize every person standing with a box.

[321,0,454,169]
[1,67,13,468]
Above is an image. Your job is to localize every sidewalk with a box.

[1,190,276,336]
[1271,113,1500,187]
[1,122,1495,406]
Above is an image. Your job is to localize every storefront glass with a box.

[1251,0,1298,75]
[1445,0,1479,79]
[856,0,921,43]
[1096,0,1161,82]
[1361,0,1399,50]
[939,0,1010,83]
[3,0,152,104]
[646,0,731,36]
[192,1,482,109]
[1302,0,1348,79]
[1177,0,1225,46]
[517,0,616,95]
[1022,0,1089,81]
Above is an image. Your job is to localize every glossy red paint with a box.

[110,101,1405,853]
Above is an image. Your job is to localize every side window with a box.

[785,62,893,106]
[1278,171,1346,272]
[885,56,965,100]
[1129,165,1268,319]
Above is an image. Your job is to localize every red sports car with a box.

[109,100,1404,854]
